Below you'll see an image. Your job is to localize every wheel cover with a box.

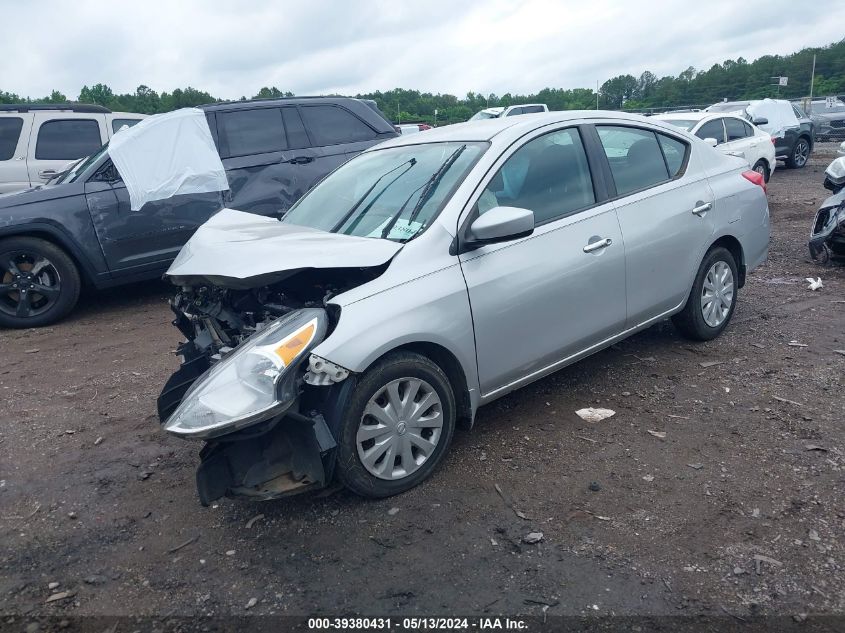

[0,251,62,319]
[700,261,734,328]
[794,140,809,166]
[356,377,443,481]
[754,163,766,176]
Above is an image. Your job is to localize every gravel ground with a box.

[1,146,843,624]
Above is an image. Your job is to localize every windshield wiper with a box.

[380,144,467,240]
[330,158,416,233]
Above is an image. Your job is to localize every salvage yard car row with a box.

[2,101,772,504]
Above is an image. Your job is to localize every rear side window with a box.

[218,108,287,157]
[300,106,377,146]
[111,118,142,133]
[35,119,101,160]
[696,119,725,144]
[522,106,545,114]
[656,134,687,177]
[0,117,24,160]
[597,126,670,196]
[742,121,754,136]
[725,118,747,141]
[282,108,310,149]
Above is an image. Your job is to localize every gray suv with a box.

[0,97,398,328]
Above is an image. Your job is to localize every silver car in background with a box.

[158,111,770,504]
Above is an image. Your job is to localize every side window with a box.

[282,108,310,149]
[111,118,142,133]
[0,117,24,160]
[792,105,806,119]
[725,118,747,141]
[478,128,595,224]
[597,126,669,196]
[505,107,524,117]
[218,108,287,158]
[742,121,755,137]
[35,119,101,160]
[696,119,726,144]
[656,133,688,178]
[299,106,377,146]
[522,106,545,114]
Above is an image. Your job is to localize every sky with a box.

[2,0,843,100]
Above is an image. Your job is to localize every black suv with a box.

[0,97,397,328]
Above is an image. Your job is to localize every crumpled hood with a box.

[166,208,403,287]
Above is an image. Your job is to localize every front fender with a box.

[312,263,480,411]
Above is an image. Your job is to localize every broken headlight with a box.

[165,308,327,439]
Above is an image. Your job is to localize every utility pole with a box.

[809,53,816,101]
[397,102,400,124]
[596,80,599,110]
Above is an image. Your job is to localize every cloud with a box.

[1,0,843,100]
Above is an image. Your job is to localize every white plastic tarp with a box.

[108,108,229,211]
[746,99,798,139]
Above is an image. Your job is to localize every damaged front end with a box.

[809,193,845,265]
[156,209,399,505]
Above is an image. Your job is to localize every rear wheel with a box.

[672,246,738,341]
[752,159,770,183]
[786,137,810,169]
[334,351,456,498]
[0,237,81,328]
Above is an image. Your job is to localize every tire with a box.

[752,159,770,183]
[785,136,811,169]
[0,236,81,328]
[334,351,456,498]
[672,246,738,341]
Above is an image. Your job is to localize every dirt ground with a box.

[1,146,843,624]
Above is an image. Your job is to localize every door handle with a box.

[692,201,712,216]
[38,169,57,178]
[289,156,314,165]
[583,237,613,253]
[726,150,743,157]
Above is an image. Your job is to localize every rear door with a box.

[594,124,715,327]
[723,117,754,164]
[27,113,107,185]
[0,114,32,193]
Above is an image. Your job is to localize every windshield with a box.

[660,119,698,131]
[707,103,747,113]
[282,141,486,242]
[56,143,110,184]
[469,111,499,121]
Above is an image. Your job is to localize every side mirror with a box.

[752,117,768,126]
[703,137,718,147]
[467,206,534,245]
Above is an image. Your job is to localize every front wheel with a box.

[334,351,456,498]
[672,246,738,341]
[786,137,810,169]
[0,237,81,328]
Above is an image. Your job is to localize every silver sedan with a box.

[159,111,770,504]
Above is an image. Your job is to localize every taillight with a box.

[770,136,776,144]
[418,124,432,131]
[742,169,766,194]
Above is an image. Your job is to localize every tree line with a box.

[2,39,844,125]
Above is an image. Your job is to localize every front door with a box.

[459,127,627,396]
[0,114,32,193]
[84,164,222,273]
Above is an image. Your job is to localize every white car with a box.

[654,112,776,182]
[469,104,549,121]
[0,104,146,193]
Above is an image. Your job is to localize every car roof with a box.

[201,96,370,112]
[372,110,683,148]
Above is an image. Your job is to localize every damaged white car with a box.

[158,111,770,505]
